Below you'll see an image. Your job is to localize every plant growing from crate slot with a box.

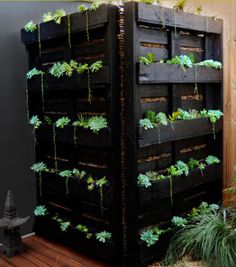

[59,170,73,195]
[24,20,37,32]
[72,115,108,146]
[52,214,71,232]
[53,117,71,170]
[96,231,112,243]
[140,226,165,247]
[42,9,66,24]
[30,115,42,149]
[76,224,93,239]
[139,109,223,140]
[31,162,48,201]
[87,175,108,214]
[137,155,220,207]
[26,68,45,117]
[34,205,48,216]
[139,52,155,65]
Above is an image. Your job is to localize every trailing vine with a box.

[31,162,47,201]
[194,65,198,97]
[67,14,71,49]
[25,82,29,122]
[53,123,57,170]
[40,73,45,113]
[85,11,90,42]
[169,176,173,207]
[38,23,41,57]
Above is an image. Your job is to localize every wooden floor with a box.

[0,235,109,267]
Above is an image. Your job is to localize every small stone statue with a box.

[0,190,30,257]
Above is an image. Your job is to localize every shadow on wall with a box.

[0,1,85,241]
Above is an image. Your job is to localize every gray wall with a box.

[0,1,83,239]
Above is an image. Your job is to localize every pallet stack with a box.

[22,2,223,266]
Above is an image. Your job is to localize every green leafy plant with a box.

[72,168,86,180]
[165,207,236,267]
[156,112,168,126]
[24,20,37,32]
[77,4,89,41]
[53,9,66,24]
[26,68,44,79]
[195,59,222,69]
[73,115,107,134]
[172,216,188,228]
[78,4,88,13]
[140,227,165,247]
[59,170,73,195]
[139,52,155,65]
[205,155,220,165]
[76,63,89,74]
[42,9,66,24]
[96,231,112,243]
[34,205,48,216]
[56,117,70,128]
[87,116,107,134]
[30,115,42,129]
[42,12,53,22]
[90,60,103,73]
[76,224,92,239]
[195,4,202,15]
[167,55,194,71]
[91,1,102,11]
[174,0,186,11]
[52,214,71,232]
[137,174,152,188]
[31,162,47,173]
[139,118,154,130]
[31,162,47,201]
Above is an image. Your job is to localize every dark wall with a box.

[0,1,84,239]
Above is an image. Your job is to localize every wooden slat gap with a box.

[78,162,108,169]
[181,46,204,52]
[180,144,207,154]
[138,152,171,163]
[48,201,71,212]
[181,95,203,101]
[140,42,167,49]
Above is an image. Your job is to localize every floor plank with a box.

[0,235,109,267]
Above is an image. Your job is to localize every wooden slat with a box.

[21,5,109,45]
[136,2,223,34]
[31,235,107,267]
[139,118,223,148]
[138,63,223,84]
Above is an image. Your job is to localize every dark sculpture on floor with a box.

[0,190,30,257]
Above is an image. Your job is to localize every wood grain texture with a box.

[0,235,108,267]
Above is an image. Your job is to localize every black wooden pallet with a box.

[22,2,223,266]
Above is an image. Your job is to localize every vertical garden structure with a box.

[21,2,223,266]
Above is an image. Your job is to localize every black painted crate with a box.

[22,2,223,266]
[21,4,122,266]
[124,2,223,266]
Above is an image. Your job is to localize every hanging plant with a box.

[31,162,48,201]
[78,5,90,42]
[96,177,108,215]
[53,117,71,170]
[59,170,73,195]
[29,115,42,151]
[67,14,71,49]
[26,68,45,113]
[38,23,41,57]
